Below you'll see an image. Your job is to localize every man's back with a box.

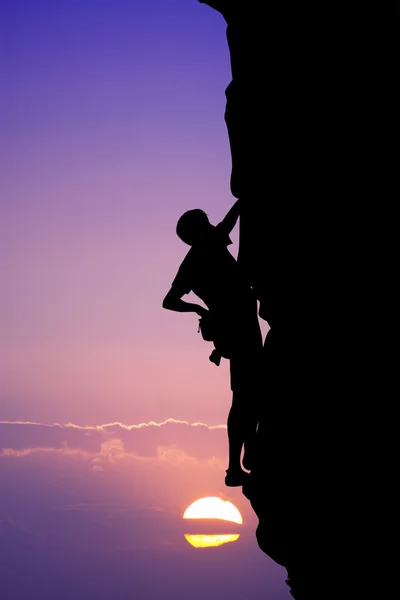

[172,224,255,316]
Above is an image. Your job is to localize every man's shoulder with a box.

[171,249,195,293]
[181,246,196,263]
[176,247,198,274]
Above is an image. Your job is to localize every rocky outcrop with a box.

[199,1,396,598]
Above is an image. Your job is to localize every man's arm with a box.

[162,287,208,317]
[217,198,240,236]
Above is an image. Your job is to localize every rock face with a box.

[199,1,395,598]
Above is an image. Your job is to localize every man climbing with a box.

[162,199,263,485]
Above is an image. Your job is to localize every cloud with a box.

[0,424,284,600]
[157,445,197,465]
[0,518,32,538]
[0,418,226,431]
[0,419,228,467]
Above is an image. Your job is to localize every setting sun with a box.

[183,497,243,524]
[184,534,240,548]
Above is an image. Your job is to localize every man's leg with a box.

[240,350,264,470]
[227,392,242,470]
[242,407,259,471]
[225,391,249,486]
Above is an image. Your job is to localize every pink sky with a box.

[0,2,280,599]
[1,2,269,423]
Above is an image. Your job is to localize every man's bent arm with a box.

[163,288,207,316]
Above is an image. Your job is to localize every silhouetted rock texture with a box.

[200,1,396,598]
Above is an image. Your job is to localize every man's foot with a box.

[225,468,249,487]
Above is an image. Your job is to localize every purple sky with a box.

[1,2,285,599]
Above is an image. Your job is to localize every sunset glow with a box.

[183,497,243,524]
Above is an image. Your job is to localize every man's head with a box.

[176,209,211,245]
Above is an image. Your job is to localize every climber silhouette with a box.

[162,199,263,486]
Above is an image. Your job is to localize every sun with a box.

[184,534,240,548]
[183,496,242,524]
